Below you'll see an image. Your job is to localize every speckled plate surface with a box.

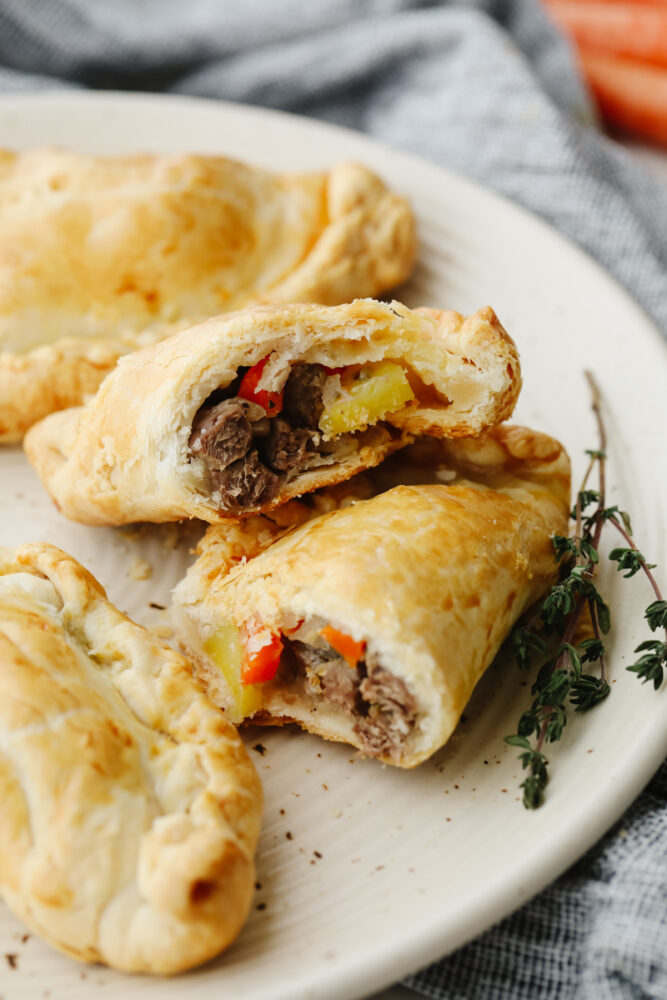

[0,93,665,1000]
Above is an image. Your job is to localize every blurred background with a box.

[542,0,667,178]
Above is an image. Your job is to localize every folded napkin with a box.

[0,2,664,997]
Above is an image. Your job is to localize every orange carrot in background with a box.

[578,47,667,145]
[577,0,667,7]
[541,0,667,145]
[546,1,667,66]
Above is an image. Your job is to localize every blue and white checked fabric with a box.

[0,2,664,996]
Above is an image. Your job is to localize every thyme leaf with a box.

[646,600,667,632]
[609,547,656,579]
[626,640,666,690]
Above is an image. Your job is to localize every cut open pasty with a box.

[24,300,521,525]
[172,425,570,767]
[0,150,416,441]
[0,543,262,974]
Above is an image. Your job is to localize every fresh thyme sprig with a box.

[505,371,666,809]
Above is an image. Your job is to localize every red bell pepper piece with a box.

[238,355,284,414]
[321,625,366,667]
[241,623,284,685]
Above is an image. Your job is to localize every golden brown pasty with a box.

[0,543,262,974]
[23,300,521,526]
[0,149,416,442]
[171,425,570,767]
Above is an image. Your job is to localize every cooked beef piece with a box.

[287,634,418,757]
[282,363,327,428]
[261,418,313,473]
[190,397,265,471]
[352,716,400,756]
[321,660,361,713]
[359,666,417,719]
[353,667,418,755]
[212,449,280,512]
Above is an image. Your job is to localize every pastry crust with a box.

[172,425,570,767]
[0,543,262,974]
[0,150,416,441]
[24,299,521,526]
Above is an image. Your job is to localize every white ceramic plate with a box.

[0,93,665,1000]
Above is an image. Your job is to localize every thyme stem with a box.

[588,598,608,684]
[608,515,665,608]
[505,370,663,808]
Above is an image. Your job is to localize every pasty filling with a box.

[205,616,418,758]
[289,635,418,757]
[189,357,417,513]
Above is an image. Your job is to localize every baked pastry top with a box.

[0,543,262,974]
[172,425,570,766]
[24,299,521,525]
[0,149,416,441]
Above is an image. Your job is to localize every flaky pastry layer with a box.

[24,299,521,526]
[172,425,570,767]
[0,150,415,441]
[0,543,262,974]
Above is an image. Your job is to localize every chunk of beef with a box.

[261,418,313,473]
[353,667,418,756]
[189,397,265,471]
[320,660,360,713]
[287,634,417,758]
[282,363,326,428]
[212,449,279,513]
[359,667,417,719]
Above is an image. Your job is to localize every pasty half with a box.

[0,150,416,441]
[0,543,262,974]
[171,425,570,767]
[24,299,521,525]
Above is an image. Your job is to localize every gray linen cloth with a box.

[0,2,665,997]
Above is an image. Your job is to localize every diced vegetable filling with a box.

[188,355,416,513]
[286,622,418,756]
[204,624,262,724]
[319,362,415,437]
[205,617,418,757]
[240,623,283,685]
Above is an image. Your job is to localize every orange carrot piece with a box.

[546,1,667,66]
[320,626,366,667]
[562,0,667,7]
[579,46,667,145]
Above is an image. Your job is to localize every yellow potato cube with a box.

[319,361,415,438]
[204,623,263,723]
